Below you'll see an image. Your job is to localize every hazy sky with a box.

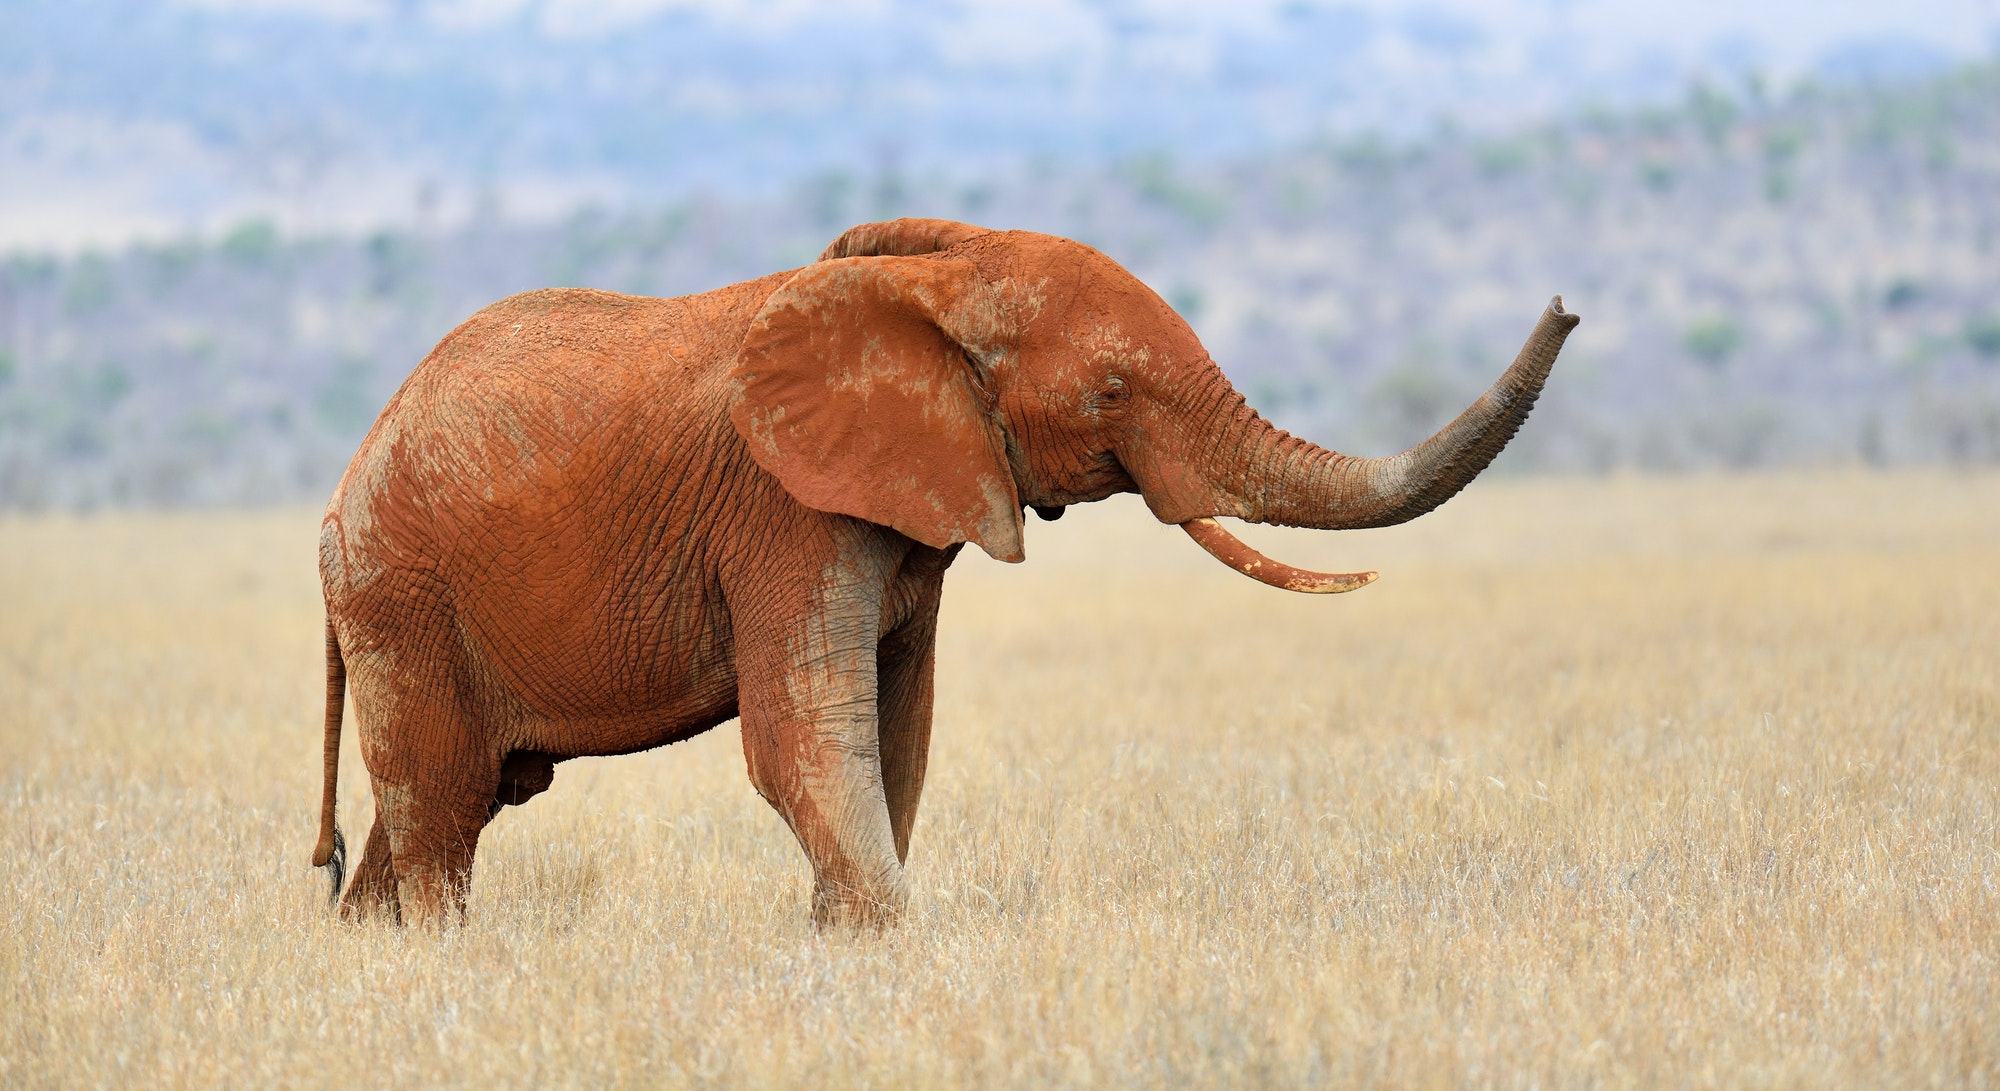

[178,0,2000,67]
[8,0,1999,247]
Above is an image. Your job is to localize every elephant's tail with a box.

[310,618,347,906]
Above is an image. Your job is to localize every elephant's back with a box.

[323,278,783,597]
[401,285,742,428]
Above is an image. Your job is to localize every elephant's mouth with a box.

[1179,518,1378,594]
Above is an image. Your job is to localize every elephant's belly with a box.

[489,645,742,759]
[452,580,743,757]
[524,685,741,759]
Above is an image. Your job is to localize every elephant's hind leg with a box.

[386,778,494,926]
[338,800,400,922]
[345,640,504,926]
[376,709,503,926]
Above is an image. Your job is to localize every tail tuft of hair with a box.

[320,826,346,908]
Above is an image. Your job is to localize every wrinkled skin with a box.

[311,219,1579,928]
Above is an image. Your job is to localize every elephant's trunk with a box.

[1169,298,1579,590]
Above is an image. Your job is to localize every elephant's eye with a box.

[1092,377,1130,416]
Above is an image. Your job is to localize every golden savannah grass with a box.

[2,470,1996,1088]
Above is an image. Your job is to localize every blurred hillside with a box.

[1,62,1998,508]
[10,0,1990,249]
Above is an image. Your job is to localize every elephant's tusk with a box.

[1179,518,1379,594]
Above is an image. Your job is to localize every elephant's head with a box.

[730,218,1579,589]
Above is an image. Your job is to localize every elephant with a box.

[308,217,1579,928]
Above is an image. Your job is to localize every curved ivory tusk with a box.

[1179,518,1379,594]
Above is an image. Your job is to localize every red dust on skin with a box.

[310,218,1580,929]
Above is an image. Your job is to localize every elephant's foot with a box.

[395,860,473,927]
[810,869,910,931]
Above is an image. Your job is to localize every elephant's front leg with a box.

[735,565,906,929]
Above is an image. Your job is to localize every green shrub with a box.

[1684,316,1742,368]
[1967,315,2000,361]
[1474,138,1533,177]
[63,253,117,315]
[219,219,278,265]
[1688,83,1738,147]
[1761,125,1807,164]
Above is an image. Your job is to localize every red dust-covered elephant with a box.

[309,218,1579,927]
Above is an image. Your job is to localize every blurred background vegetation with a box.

[1,5,1998,508]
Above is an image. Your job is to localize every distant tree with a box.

[143,238,202,297]
[1967,315,2000,362]
[1167,285,1204,322]
[1761,124,1806,201]
[1857,414,1887,466]
[1696,403,1783,468]
[1367,343,1465,449]
[872,169,909,218]
[1683,316,1741,369]
[1687,82,1739,148]
[63,254,117,315]
[959,184,993,216]
[314,359,378,434]
[4,253,58,289]
[367,232,425,298]
[1761,125,1807,164]
[799,172,855,229]
[1124,154,1226,228]
[65,362,130,412]
[1332,133,1396,178]
[1474,137,1533,177]
[220,220,279,266]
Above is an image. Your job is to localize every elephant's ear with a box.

[729,256,1025,562]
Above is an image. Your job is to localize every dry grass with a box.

[2,471,1997,1088]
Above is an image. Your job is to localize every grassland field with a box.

[1,471,1996,1088]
